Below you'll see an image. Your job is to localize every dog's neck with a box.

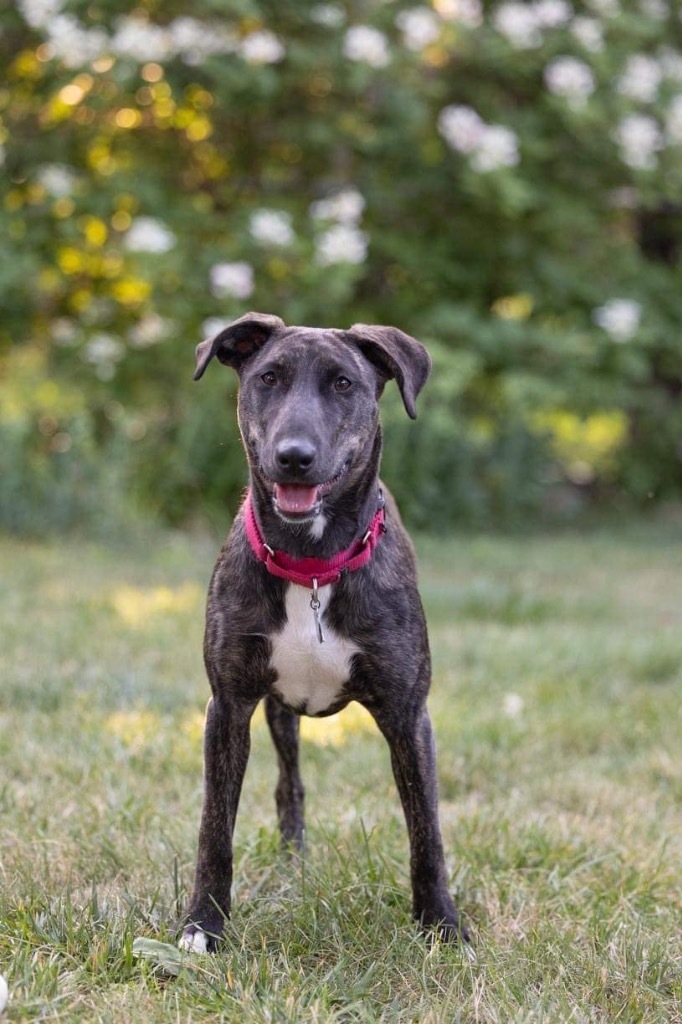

[247,432,383,561]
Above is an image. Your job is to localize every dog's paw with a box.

[179,927,210,954]
[432,915,471,945]
[417,904,470,944]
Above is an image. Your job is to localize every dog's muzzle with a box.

[267,461,351,519]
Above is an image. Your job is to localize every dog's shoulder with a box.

[206,505,284,626]
[375,482,419,580]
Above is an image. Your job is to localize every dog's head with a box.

[194,312,431,523]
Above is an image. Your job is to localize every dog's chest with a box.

[269,584,360,715]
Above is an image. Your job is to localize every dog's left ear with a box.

[194,312,285,380]
[346,324,431,419]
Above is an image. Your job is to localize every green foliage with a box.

[1,0,682,529]
[0,347,133,535]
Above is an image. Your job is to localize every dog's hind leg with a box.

[265,695,305,850]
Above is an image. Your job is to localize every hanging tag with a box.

[310,578,325,644]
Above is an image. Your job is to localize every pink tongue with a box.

[275,483,320,514]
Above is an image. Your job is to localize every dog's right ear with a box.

[193,312,285,380]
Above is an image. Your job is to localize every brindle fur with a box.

[182,312,467,949]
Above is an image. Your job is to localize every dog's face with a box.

[236,330,381,522]
[194,313,431,525]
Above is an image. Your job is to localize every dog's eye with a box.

[334,376,352,393]
[260,371,278,387]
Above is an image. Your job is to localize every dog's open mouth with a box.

[274,483,321,515]
[271,464,349,518]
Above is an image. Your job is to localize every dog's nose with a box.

[275,439,317,475]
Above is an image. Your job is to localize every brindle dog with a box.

[180,312,467,951]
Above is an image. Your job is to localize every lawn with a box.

[0,521,681,1022]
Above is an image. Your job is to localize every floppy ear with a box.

[193,312,285,380]
[346,324,431,419]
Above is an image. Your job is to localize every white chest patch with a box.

[270,584,360,715]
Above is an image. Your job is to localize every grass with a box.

[0,520,681,1022]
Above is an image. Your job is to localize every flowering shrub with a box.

[1,0,682,529]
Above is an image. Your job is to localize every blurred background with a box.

[2,0,681,537]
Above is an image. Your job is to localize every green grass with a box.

[1,521,681,1022]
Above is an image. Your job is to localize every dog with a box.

[180,312,467,952]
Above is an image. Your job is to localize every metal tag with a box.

[310,578,324,644]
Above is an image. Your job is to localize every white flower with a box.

[570,16,604,53]
[437,105,487,153]
[433,0,482,25]
[51,318,79,346]
[544,56,595,108]
[640,0,668,17]
[310,190,367,263]
[471,125,520,171]
[439,106,519,171]
[168,18,237,64]
[315,224,368,265]
[666,94,682,144]
[39,10,238,67]
[614,113,663,170]
[36,164,76,196]
[310,4,346,26]
[343,26,391,68]
[249,210,295,246]
[533,0,572,28]
[493,3,542,49]
[128,314,173,348]
[47,15,108,67]
[84,333,124,364]
[310,189,365,224]
[124,217,176,253]
[659,48,682,83]
[240,30,285,64]
[17,0,63,29]
[617,54,662,103]
[503,693,525,718]
[592,299,642,341]
[202,317,232,338]
[111,17,172,63]
[396,8,442,51]
[210,262,255,300]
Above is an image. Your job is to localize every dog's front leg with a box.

[372,704,468,942]
[264,695,305,850]
[181,693,256,952]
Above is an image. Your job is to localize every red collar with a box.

[244,490,386,589]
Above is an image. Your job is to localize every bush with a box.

[1,0,681,529]
[0,347,133,536]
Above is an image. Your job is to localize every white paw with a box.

[178,928,208,954]
[0,974,8,1015]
